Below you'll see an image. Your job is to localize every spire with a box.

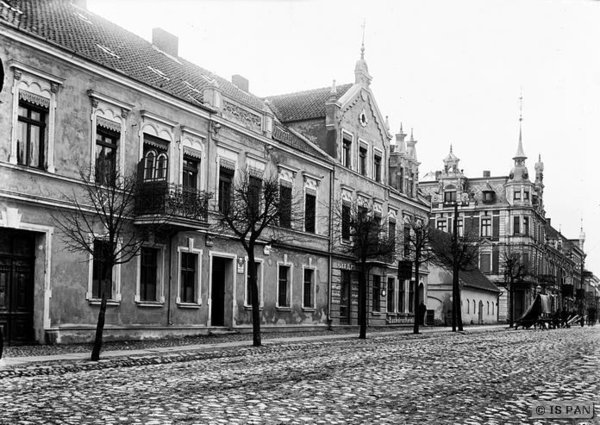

[354,20,372,87]
[406,128,418,160]
[514,91,527,161]
[328,79,337,101]
[580,217,586,250]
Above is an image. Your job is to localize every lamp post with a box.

[451,201,463,332]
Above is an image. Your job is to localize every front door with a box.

[0,229,36,345]
[211,257,226,326]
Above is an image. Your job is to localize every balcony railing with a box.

[135,180,211,223]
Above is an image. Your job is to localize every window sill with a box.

[87,299,120,306]
[244,305,263,311]
[302,307,316,312]
[177,303,202,309]
[136,301,164,308]
[276,307,292,311]
[371,311,383,316]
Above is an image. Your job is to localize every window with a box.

[467,299,470,314]
[387,277,395,312]
[279,184,292,228]
[305,193,316,233]
[437,220,447,232]
[92,240,113,299]
[342,137,352,168]
[389,220,396,252]
[359,146,367,176]
[248,175,262,217]
[278,265,291,308]
[218,167,234,212]
[408,280,415,313]
[444,191,457,204]
[480,252,491,274]
[514,190,521,201]
[403,224,411,257]
[342,204,351,240]
[487,301,490,315]
[303,268,314,309]
[182,155,199,189]
[457,218,464,237]
[142,138,168,181]
[17,100,47,169]
[524,190,530,200]
[374,154,382,182]
[245,261,262,307]
[523,217,529,235]
[482,191,495,203]
[95,127,119,186]
[372,275,381,312]
[180,252,197,304]
[140,247,159,302]
[481,217,491,237]
[513,216,520,235]
[398,280,405,313]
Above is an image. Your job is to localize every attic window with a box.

[74,12,93,24]
[148,66,170,81]
[183,81,201,94]
[96,44,120,59]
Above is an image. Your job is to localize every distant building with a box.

[420,116,591,323]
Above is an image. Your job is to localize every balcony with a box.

[134,180,211,229]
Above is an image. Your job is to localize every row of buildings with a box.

[0,0,597,345]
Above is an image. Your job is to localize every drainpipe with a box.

[166,231,174,326]
[327,165,335,330]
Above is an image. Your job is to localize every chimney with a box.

[152,28,178,57]
[483,170,491,178]
[232,74,249,92]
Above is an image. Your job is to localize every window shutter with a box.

[492,215,500,239]
[492,246,500,274]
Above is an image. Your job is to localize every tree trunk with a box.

[358,262,367,339]
[91,270,111,361]
[247,250,261,347]
[509,278,515,328]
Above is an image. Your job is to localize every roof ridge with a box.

[264,82,353,99]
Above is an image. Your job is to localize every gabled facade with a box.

[267,45,430,327]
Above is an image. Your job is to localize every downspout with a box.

[327,165,335,330]
[166,232,173,326]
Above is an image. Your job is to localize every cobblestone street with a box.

[1,327,599,424]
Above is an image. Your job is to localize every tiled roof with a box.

[266,83,353,123]
[459,269,501,293]
[272,124,327,159]
[0,0,266,111]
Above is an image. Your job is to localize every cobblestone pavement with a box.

[1,327,599,424]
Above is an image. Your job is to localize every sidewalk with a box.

[1,324,508,371]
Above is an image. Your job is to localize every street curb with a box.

[0,326,508,379]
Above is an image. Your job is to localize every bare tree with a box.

[428,225,480,332]
[212,170,302,347]
[402,220,437,334]
[500,247,528,327]
[53,167,163,360]
[332,200,396,339]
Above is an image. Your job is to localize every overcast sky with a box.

[88,0,600,274]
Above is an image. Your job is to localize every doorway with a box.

[0,229,36,345]
[211,256,233,327]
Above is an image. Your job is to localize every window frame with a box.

[342,203,351,241]
[218,166,235,213]
[135,245,166,306]
[86,236,122,305]
[373,150,383,183]
[302,266,316,310]
[279,183,293,228]
[276,263,293,309]
[372,274,381,312]
[342,133,353,169]
[244,258,264,308]
[481,216,492,238]
[177,243,203,307]
[386,276,395,313]
[17,100,47,169]
[304,192,316,233]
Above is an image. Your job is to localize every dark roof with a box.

[459,269,501,293]
[0,0,265,111]
[266,83,353,123]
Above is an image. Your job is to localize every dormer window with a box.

[482,191,495,204]
[444,186,457,204]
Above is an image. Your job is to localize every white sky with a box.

[88,0,600,274]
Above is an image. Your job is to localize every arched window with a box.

[467,299,470,314]
[156,153,168,180]
[472,300,476,313]
[143,150,156,180]
[492,302,495,315]
[487,301,490,315]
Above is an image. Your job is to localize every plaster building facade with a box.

[266,47,430,327]
[0,0,429,345]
